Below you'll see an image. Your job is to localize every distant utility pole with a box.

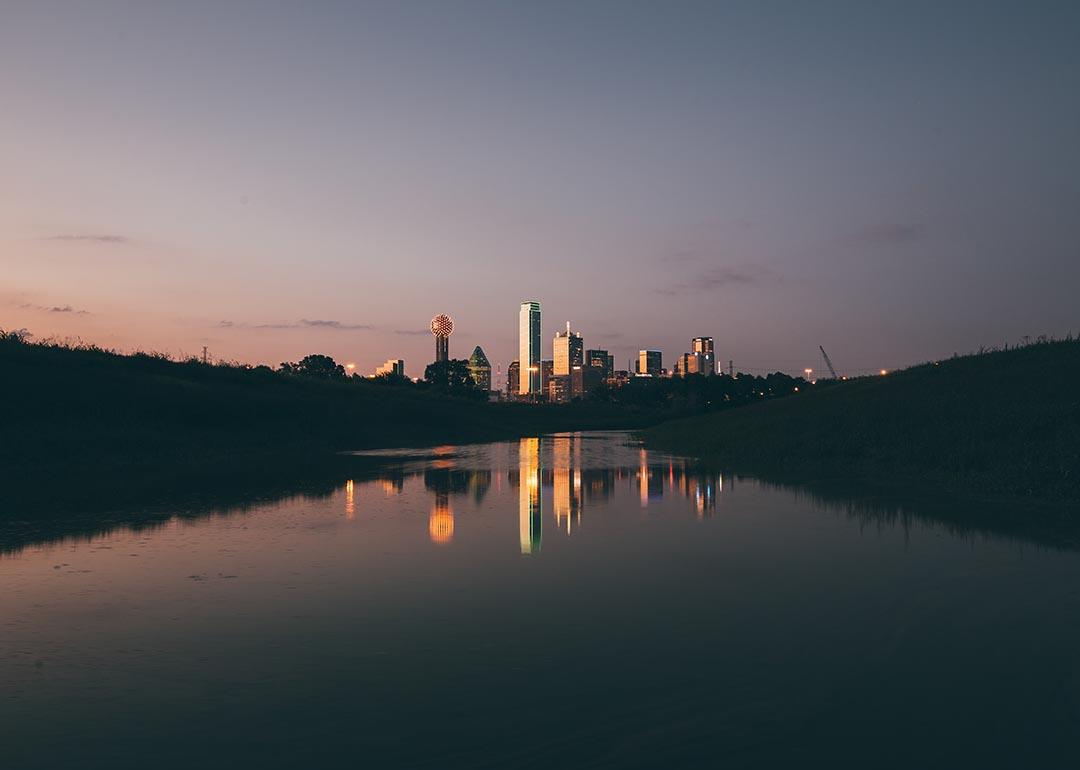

[202,346,209,365]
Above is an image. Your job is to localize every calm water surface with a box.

[2,432,1079,768]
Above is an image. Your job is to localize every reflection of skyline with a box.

[519,437,542,554]
[552,434,582,535]
[348,437,728,553]
[5,435,1077,560]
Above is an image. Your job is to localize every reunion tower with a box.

[430,313,454,363]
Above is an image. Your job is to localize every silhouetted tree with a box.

[279,354,346,379]
[373,372,412,386]
[424,359,483,398]
[0,328,32,345]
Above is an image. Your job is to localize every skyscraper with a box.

[553,321,584,376]
[541,359,553,397]
[507,360,520,396]
[467,346,492,391]
[692,337,715,375]
[638,350,662,376]
[586,349,613,378]
[518,301,541,396]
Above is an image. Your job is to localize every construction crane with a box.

[819,346,839,379]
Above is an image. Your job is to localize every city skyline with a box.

[4,2,1078,379]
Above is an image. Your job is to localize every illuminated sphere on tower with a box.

[431,313,454,363]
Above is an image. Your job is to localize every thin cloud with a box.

[47,234,130,244]
[656,264,783,296]
[393,328,431,336]
[13,301,91,315]
[218,318,373,331]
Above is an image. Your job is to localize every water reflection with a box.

[428,491,454,545]
[1,431,1078,560]
[519,436,542,554]
[5,432,1080,770]
[344,479,355,520]
[349,432,727,554]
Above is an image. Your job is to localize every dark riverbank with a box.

[644,338,1080,503]
[0,337,662,502]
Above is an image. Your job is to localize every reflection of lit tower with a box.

[553,434,583,534]
[429,490,454,545]
[636,448,662,507]
[344,479,355,520]
[518,437,542,554]
[430,314,454,363]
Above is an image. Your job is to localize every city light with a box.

[880,369,888,376]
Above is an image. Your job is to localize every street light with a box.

[345,362,357,377]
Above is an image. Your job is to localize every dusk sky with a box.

[3,1,1078,381]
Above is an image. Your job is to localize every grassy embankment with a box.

[0,339,660,501]
[645,338,1080,502]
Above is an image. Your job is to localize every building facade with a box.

[518,301,541,396]
[586,349,613,378]
[374,358,405,377]
[553,322,584,376]
[692,336,715,375]
[541,360,553,398]
[467,346,492,391]
[507,360,520,396]
[638,350,663,377]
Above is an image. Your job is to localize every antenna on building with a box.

[202,346,209,365]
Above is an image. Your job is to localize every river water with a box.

[2,432,1079,768]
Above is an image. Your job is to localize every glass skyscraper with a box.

[518,301,541,396]
[691,336,715,375]
[553,321,583,376]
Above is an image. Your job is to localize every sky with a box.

[2,0,1079,382]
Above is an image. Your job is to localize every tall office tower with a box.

[638,350,662,376]
[507,360,520,396]
[430,314,454,363]
[540,360,553,397]
[691,337,715,375]
[518,301,541,395]
[553,321,584,376]
[586,348,612,377]
[674,353,691,377]
[467,346,492,391]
